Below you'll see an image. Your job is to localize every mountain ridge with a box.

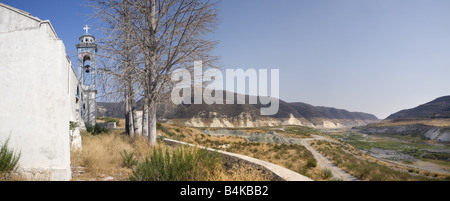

[359,95,450,143]
[386,95,450,120]
[98,91,378,128]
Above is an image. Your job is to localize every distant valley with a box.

[97,93,450,179]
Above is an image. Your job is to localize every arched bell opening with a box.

[83,55,91,72]
[82,55,93,85]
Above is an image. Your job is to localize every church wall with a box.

[69,58,82,150]
[0,5,39,33]
[0,4,75,180]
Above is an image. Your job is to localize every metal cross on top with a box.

[83,25,90,35]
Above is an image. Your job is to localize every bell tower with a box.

[76,25,98,126]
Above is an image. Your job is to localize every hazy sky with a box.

[3,0,450,119]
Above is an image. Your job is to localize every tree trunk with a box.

[125,82,135,137]
[147,0,157,146]
[142,96,149,138]
[148,100,157,146]
[131,89,139,135]
[125,90,130,135]
[123,0,136,137]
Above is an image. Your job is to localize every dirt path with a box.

[205,129,361,180]
[289,136,360,181]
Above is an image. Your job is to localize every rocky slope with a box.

[98,91,379,129]
[359,95,450,143]
[386,96,450,120]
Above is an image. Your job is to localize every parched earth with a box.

[368,148,450,174]
[203,129,360,181]
[291,137,360,181]
[203,129,290,144]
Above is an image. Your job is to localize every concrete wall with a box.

[0,3,77,180]
[97,122,116,131]
[69,64,82,150]
[82,87,97,126]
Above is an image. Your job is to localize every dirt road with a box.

[289,136,360,181]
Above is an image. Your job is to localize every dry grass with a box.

[227,143,324,180]
[311,140,439,181]
[71,130,140,180]
[71,128,269,181]
[218,163,271,181]
[158,123,325,180]
[374,119,450,127]
[0,173,26,181]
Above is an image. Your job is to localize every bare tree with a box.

[89,0,219,145]
[135,0,219,146]
[88,0,141,136]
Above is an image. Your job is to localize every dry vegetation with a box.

[374,119,450,127]
[73,121,448,181]
[71,129,270,181]
[71,130,144,180]
[311,140,450,181]
[157,123,329,181]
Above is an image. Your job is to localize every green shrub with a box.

[156,122,163,130]
[0,139,21,175]
[69,121,78,132]
[274,154,281,160]
[129,146,221,181]
[120,150,138,168]
[86,124,110,135]
[322,169,333,179]
[306,159,317,168]
[273,145,281,152]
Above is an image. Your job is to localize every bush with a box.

[156,122,163,130]
[322,169,333,179]
[69,121,79,132]
[120,150,138,168]
[0,139,21,174]
[86,124,110,135]
[129,146,221,181]
[306,159,317,168]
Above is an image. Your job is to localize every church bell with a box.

[85,65,91,73]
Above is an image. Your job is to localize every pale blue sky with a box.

[3,0,450,119]
[215,0,450,119]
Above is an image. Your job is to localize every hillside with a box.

[359,95,450,143]
[98,91,378,128]
[386,96,450,120]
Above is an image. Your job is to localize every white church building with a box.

[0,3,97,180]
